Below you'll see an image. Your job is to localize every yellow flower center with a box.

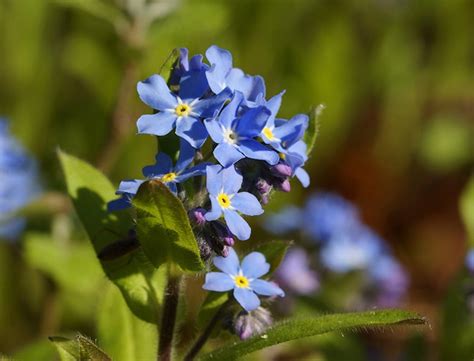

[234,275,249,288]
[279,152,286,160]
[262,127,275,141]
[175,103,191,117]
[217,193,232,209]
[161,172,177,182]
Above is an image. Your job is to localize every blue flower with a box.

[108,141,208,211]
[203,248,284,311]
[0,119,40,240]
[466,249,474,273]
[136,72,231,148]
[275,248,319,295]
[264,206,303,235]
[303,192,360,241]
[205,45,266,103]
[205,92,279,167]
[319,226,383,273]
[204,165,263,240]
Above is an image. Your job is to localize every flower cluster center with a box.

[217,193,232,209]
[262,127,275,141]
[234,275,249,288]
[175,103,191,117]
[162,172,177,182]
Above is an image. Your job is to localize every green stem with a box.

[158,275,181,361]
[184,298,232,361]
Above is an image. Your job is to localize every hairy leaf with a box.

[199,310,426,361]
[133,180,204,273]
[305,104,325,156]
[49,337,81,361]
[58,149,162,323]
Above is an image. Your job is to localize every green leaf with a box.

[97,284,158,361]
[197,292,228,328]
[23,233,102,293]
[199,310,426,361]
[49,337,81,361]
[133,180,204,273]
[77,336,111,361]
[304,104,325,156]
[58,149,163,323]
[460,175,474,247]
[252,240,293,274]
[160,48,180,86]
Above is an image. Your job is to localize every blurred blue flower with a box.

[203,248,284,311]
[466,249,474,273]
[264,206,303,234]
[319,226,382,273]
[205,91,279,167]
[303,192,360,241]
[205,165,263,240]
[275,248,319,295]
[136,73,231,148]
[205,45,266,103]
[0,119,40,240]
[108,141,207,211]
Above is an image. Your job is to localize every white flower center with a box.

[223,128,238,144]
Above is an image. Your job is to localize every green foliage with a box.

[58,149,163,323]
[199,310,425,361]
[50,335,111,361]
[23,233,102,293]
[305,104,324,157]
[133,180,204,274]
[461,175,474,247]
[197,292,228,328]
[97,284,158,361]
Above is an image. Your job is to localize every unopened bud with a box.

[189,207,207,226]
[212,221,235,247]
[276,179,291,193]
[270,163,292,178]
[234,307,273,340]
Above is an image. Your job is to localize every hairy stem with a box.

[158,275,181,361]
[184,298,232,361]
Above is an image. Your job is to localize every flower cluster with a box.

[109,45,312,313]
[109,45,311,245]
[0,119,40,240]
[266,192,409,307]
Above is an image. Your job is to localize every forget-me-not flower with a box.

[203,248,285,311]
[136,72,231,148]
[204,165,263,240]
[108,141,208,211]
[0,119,40,240]
[205,91,279,167]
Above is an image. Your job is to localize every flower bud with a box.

[188,207,207,226]
[275,178,291,193]
[233,307,273,340]
[270,163,292,178]
[211,221,235,247]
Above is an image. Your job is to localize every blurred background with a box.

[0,0,473,360]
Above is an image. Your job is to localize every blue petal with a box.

[238,140,279,165]
[175,116,208,149]
[236,106,271,137]
[107,196,132,212]
[137,112,176,136]
[205,46,232,94]
[116,179,144,195]
[204,118,224,143]
[241,252,270,278]
[214,143,244,168]
[226,69,266,102]
[217,91,244,129]
[175,139,195,173]
[203,272,235,292]
[224,210,251,241]
[213,247,240,275]
[176,163,208,182]
[205,164,223,196]
[179,70,209,99]
[295,167,310,187]
[274,114,308,145]
[233,287,260,312]
[265,91,285,118]
[192,87,232,118]
[231,192,263,216]
[250,279,285,297]
[137,74,177,110]
[204,197,222,221]
[221,165,243,195]
[142,153,173,178]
